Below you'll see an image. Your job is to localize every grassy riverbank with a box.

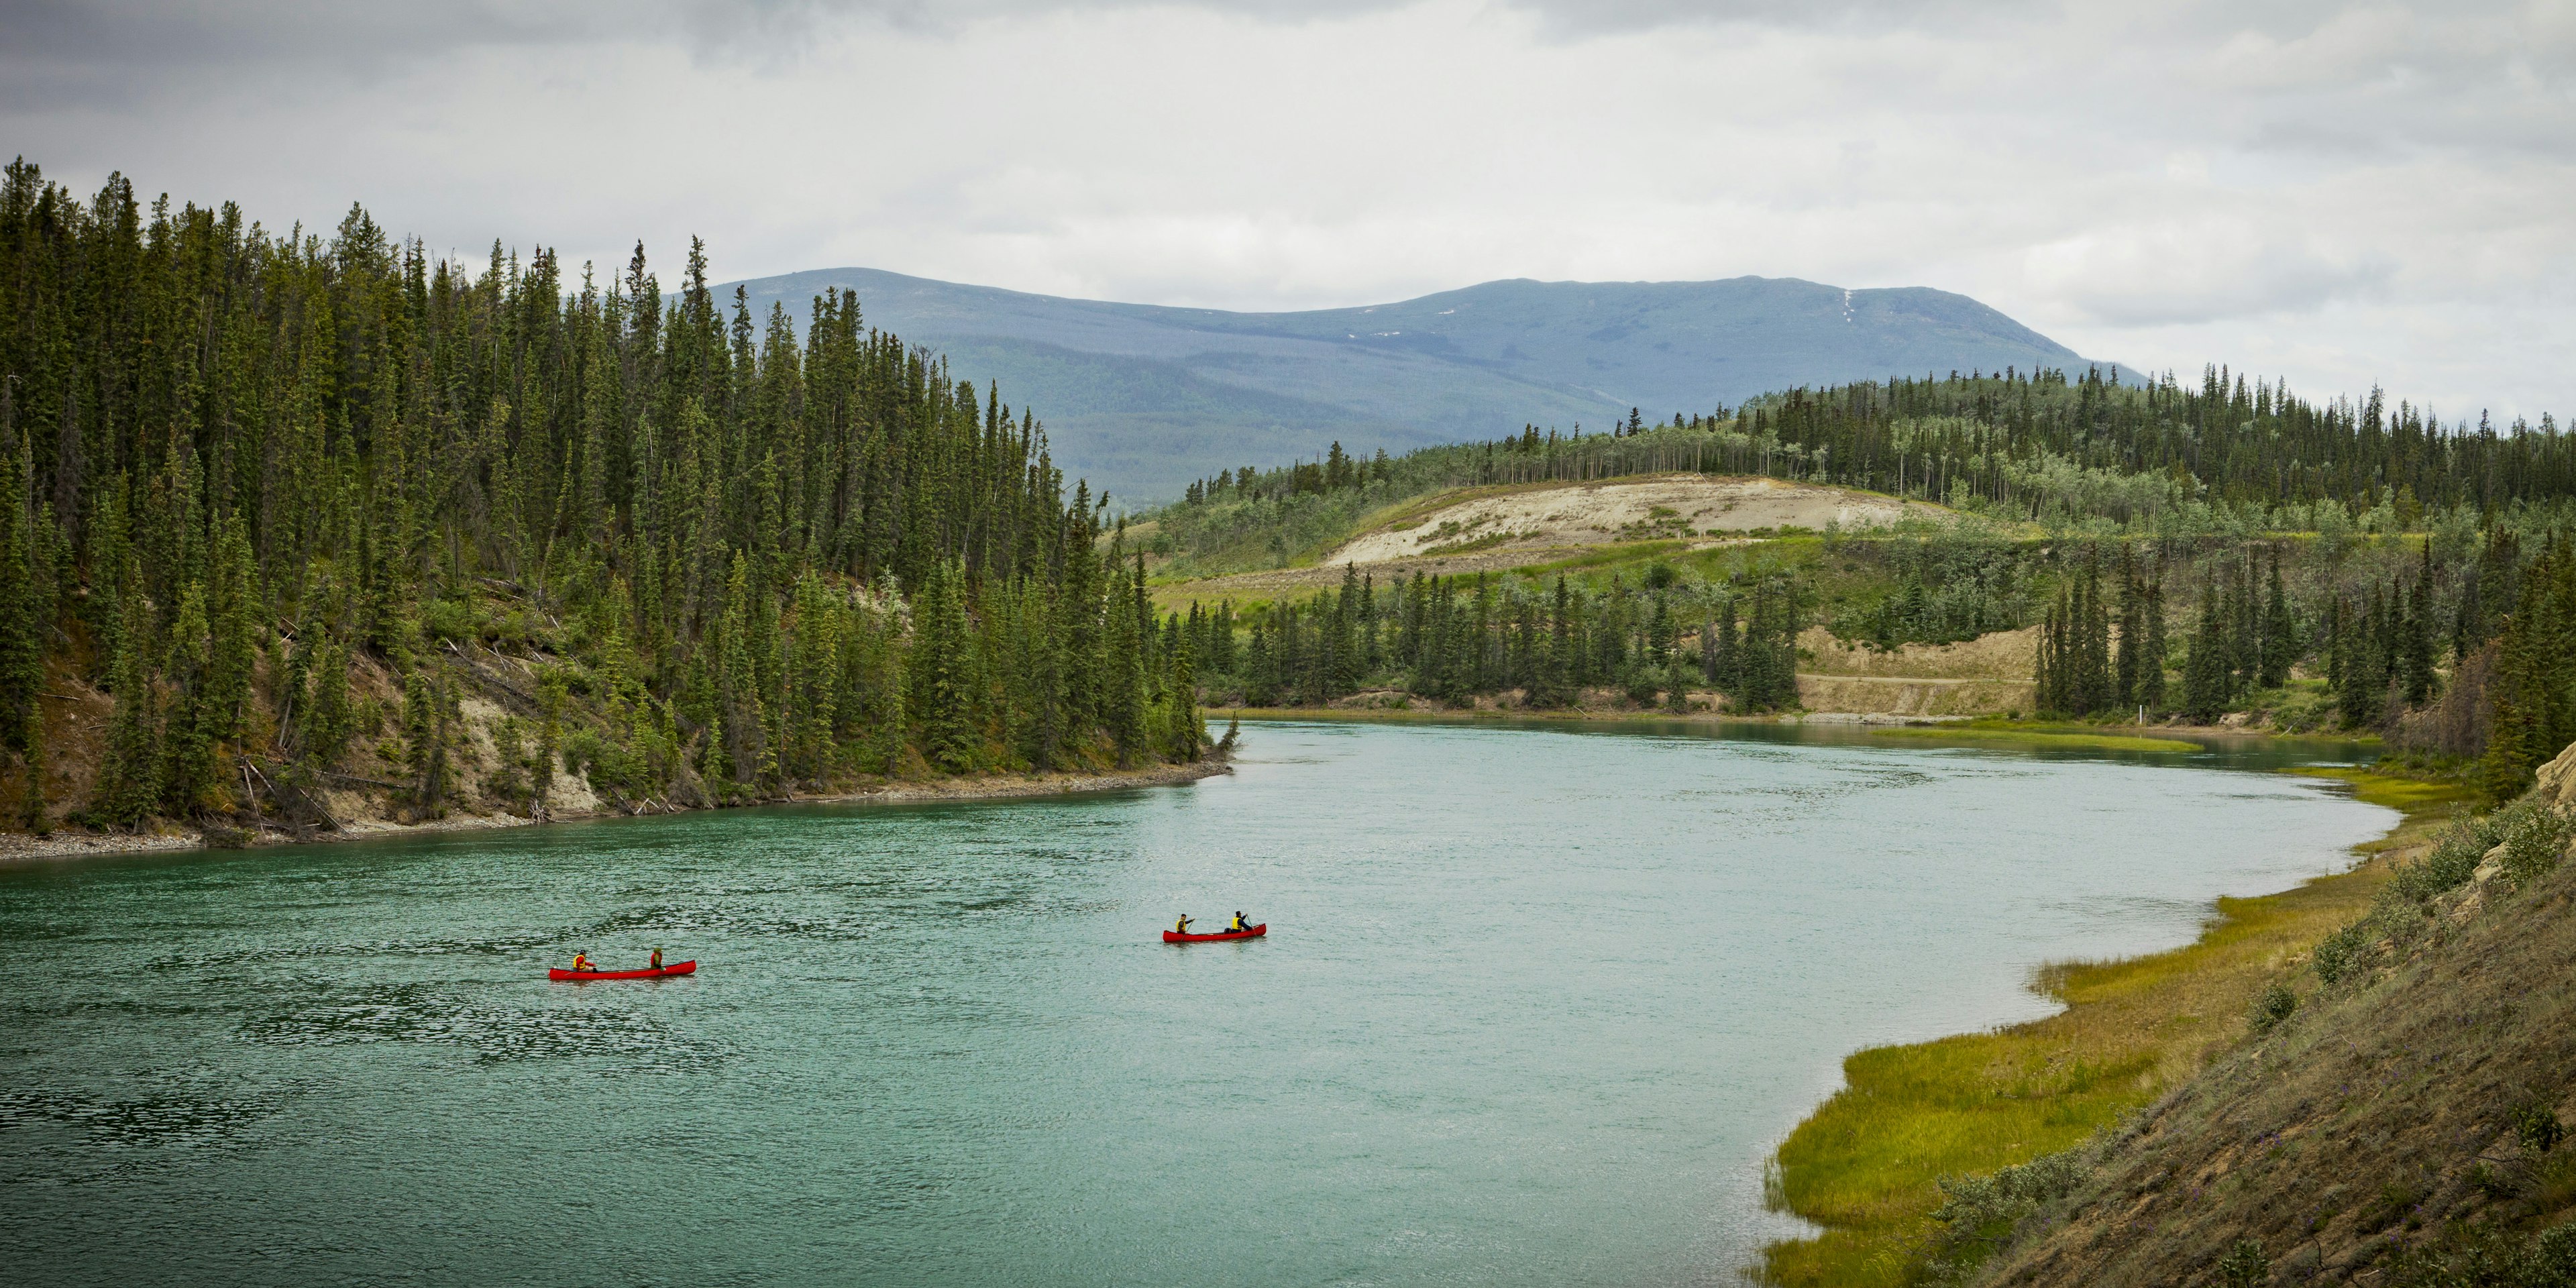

[1864,726,2201,754]
[1757,767,2473,1286]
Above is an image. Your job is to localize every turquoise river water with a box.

[0,720,2392,1286]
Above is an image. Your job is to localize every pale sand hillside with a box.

[1794,625,2038,717]
[1327,474,1945,565]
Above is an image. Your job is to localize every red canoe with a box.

[548,960,697,981]
[1163,924,1265,943]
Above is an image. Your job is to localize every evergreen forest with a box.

[1149,373,2576,802]
[0,161,1205,838]
[11,159,2576,840]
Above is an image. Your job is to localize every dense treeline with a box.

[1148,364,2576,580]
[0,161,1203,833]
[1147,345,2576,799]
[1183,560,1802,715]
[1160,505,2576,799]
[1748,364,2574,519]
[1973,519,2576,802]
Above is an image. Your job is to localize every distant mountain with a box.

[714,268,2092,502]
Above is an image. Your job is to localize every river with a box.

[0,720,2392,1285]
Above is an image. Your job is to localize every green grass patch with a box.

[2288,765,2478,813]
[1867,727,2201,753]
[1209,704,1746,727]
[1758,757,2462,1287]
[1504,538,1703,578]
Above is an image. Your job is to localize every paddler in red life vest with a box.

[1174,915,1193,936]
[570,951,596,973]
[649,948,663,970]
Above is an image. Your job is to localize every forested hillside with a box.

[1144,366,2576,798]
[0,161,1204,841]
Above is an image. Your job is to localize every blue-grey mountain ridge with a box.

[713,268,2092,502]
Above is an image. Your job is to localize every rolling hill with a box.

[714,268,2093,502]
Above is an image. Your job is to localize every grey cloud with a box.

[0,0,1412,107]
[2059,253,2396,329]
[5,0,2546,69]
[3,0,2569,419]
[0,0,1384,67]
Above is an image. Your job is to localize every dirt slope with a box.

[1325,474,1943,565]
[1795,625,2037,717]
[1976,750,2576,1286]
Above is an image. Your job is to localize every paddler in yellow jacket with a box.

[1174,915,1193,936]
[570,951,596,973]
[1229,912,1250,932]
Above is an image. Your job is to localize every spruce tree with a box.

[2139,576,2168,712]
[2398,574,2436,706]
[1711,593,1742,703]
[1166,631,1202,761]
[2182,590,2231,723]
[402,667,453,816]
[2077,553,2111,714]
[2258,550,2295,688]
[2340,588,2391,729]
[2482,541,2576,798]
[2113,547,2140,707]
[914,559,979,773]
[91,568,162,826]
[2326,595,2350,693]
[303,637,355,771]
[533,670,564,820]
[160,582,219,816]
[205,512,259,744]
[2035,591,2065,715]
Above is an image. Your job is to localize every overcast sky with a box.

[7,0,2571,423]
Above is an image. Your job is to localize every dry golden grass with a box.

[1757,770,2473,1286]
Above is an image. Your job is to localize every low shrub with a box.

[2359,1179,2428,1234]
[1925,1148,2090,1282]
[2515,1102,2566,1157]
[2312,922,2367,985]
[561,726,645,800]
[2541,1152,2576,1213]
[2471,1162,2524,1200]
[2386,1219,2576,1288]
[2250,983,2298,1033]
[1623,669,1660,706]
[420,596,480,645]
[2386,814,2500,904]
[2214,1238,2271,1288]
[2314,798,2566,991]
[2498,806,2576,889]
[2533,1225,2576,1288]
